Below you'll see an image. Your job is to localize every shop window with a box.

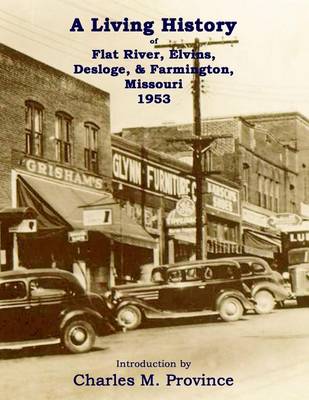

[25,100,44,156]
[55,112,72,163]
[84,122,99,173]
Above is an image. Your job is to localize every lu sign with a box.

[83,208,112,226]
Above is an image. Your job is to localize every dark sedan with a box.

[105,260,255,330]
[0,268,112,353]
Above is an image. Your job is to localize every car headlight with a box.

[103,290,112,300]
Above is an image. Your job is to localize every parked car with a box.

[219,256,291,314]
[104,260,255,330]
[0,269,112,353]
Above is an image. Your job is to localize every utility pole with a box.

[155,37,238,260]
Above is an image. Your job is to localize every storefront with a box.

[242,205,282,260]
[112,136,242,263]
[10,154,157,290]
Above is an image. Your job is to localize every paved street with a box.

[1,302,308,400]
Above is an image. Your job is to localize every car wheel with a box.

[296,297,309,307]
[62,320,96,354]
[254,290,275,314]
[117,305,142,330]
[218,297,243,322]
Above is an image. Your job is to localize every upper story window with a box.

[25,101,44,157]
[258,175,264,207]
[84,122,99,173]
[55,112,72,164]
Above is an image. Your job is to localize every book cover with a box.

[0,1,308,400]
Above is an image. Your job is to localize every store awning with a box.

[243,229,282,252]
[243,245,274,259]
[17,175,157,249]
[0,207,37,221]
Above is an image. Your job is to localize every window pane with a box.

[85,126,90,148]
[91,128,98,150]
[34,133,42,156]
[34,109,42,132]
[55,117,61,139]
[25,106,32,130]
[0,281,26,300]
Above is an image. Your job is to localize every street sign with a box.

[83,208,112,226]
[9,219,37,233]
[68,230,88,243]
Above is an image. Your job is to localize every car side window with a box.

[168,270,183,283]
[30,277,68,298]
[0,281,27,300]
[240,263,252,276]
[185,268,200,281]
[205,264,237,280]
[252,263,266,274]
[204,267,214,280]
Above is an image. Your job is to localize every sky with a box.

[0,0,308,132]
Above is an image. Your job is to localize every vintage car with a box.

[0,269,112,353]
[219,256,291,314]
[105,260,255,330]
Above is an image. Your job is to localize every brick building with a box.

[0,43,157,290]
[112,135,242,277]
[116,113,306,260]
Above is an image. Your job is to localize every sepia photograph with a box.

[0,0,309,399]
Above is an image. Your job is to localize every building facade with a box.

[117,113,306,261]
[112,135,242,274]
[0,44,158,291]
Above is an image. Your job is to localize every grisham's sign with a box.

[112,149,196,200]
[21,158,105,190]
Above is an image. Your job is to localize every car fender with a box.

[59,308,104,334]
[216,290,255,311]
[251,282,289,301]
[116,297,160,316]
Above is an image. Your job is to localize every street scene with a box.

[0,0,309,399]
[0,302,307,400]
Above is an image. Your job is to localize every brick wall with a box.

[0,44,112,208]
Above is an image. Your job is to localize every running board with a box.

[144,310,218,319]
[0,338,60,351]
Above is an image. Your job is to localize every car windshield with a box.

[288,250,309,265]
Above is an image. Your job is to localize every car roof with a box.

[0,268,78,283]
[157,259,241,272]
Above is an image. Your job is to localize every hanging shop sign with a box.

[206,178,240,216]
[83,208,112,226]
[112,149,196,200]
[68,230,88,243]
[166,197,196,229]
[9,219,37,233]
[20,157,105,191]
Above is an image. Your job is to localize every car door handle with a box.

[24,305,31,310]
[198,285,205,289]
